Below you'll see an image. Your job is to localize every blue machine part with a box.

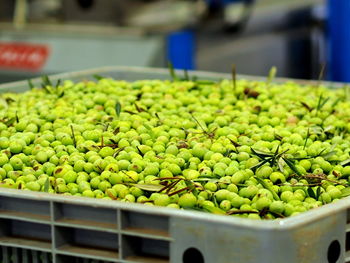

[328,0,350,82]
[167,30,195,70]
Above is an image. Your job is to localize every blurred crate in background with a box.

[0,24,165,83]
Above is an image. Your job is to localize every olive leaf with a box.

[301,102,312,112]
[250,146,289,174]
[55,79,61,89]
[212,195,219,207]
[132,184,164,192]
[116,101,121,117]
[93,74,104,81]
[226,209,258,215]
[316,186,322,199]
[282,157,301,175]
[250,159,270,171]
[168,61,179,81]
[15,111,19,123]
[251,148,274,158]
[320,151,337,159]
[255,177,280,201]
[274,133,283,141]
[267,66,277,84]
[232,64,237,94]
[303,128,310,150]
[41,75,52,87]
[28,79,35,90]
[331,97,342,108]
[316,93,330,115]
[277,158,285,173]
[43,178,50,192]
[70,125,77,148]
[134,102,146,113]
[202,204,226,215]
[341,187,350,198]
[340,159,350,166]
[194,80,217,85]
[136,92,143,101]
[307,187,316,199]
[194,178,220,183]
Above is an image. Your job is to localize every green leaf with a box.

[182,206,206,212]
[202,204,226,215]
[168,61,178,81]
[134,102,146,113]
[28,79,35,90]
[250,159,270,171]
[55,79,61,89]
[250,148,274,159]
[116,101,121,117]
[316,93,323,111]
[303,128,310,150]
[212,195,219,207]
[255,177,280,201]
[58,90,65,98]
[316,186,322,199]
[132,184,164,192]
[282,157,301,175]
[267,66,277,84]
[270,145,281,166]
[277,158,285,173]
[194,80,217,85]
[43,178,50,192]
[319,97,330,111]
[320,151,337,160]
[274,133,283,141]
[307,187,316,199]
[70,125,77,148]
[41,85,51,94]
[301,102,312,112]
[341,187,350,198]
[193,177,220,182]
[316,93,330,114]
[331,97,342,108]
[340,159,350,166]
[232,64,237,94]
[41,75,52,87]
[93,74,104,81]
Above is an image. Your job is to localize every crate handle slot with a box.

[182,247,204,263]
[327,240,341,263]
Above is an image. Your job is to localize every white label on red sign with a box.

[0,42,50,72]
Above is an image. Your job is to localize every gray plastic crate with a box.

[0,66,349,263]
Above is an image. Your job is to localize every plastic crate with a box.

[0,66,349,263]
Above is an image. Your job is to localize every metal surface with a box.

[0,66,349,263]
[0,27,165,84]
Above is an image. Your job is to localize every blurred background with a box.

[0,0,347,83]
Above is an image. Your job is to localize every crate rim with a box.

[0,65,346,89]
[0,187,348,230]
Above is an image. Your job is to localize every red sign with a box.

[0,42,50,72]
